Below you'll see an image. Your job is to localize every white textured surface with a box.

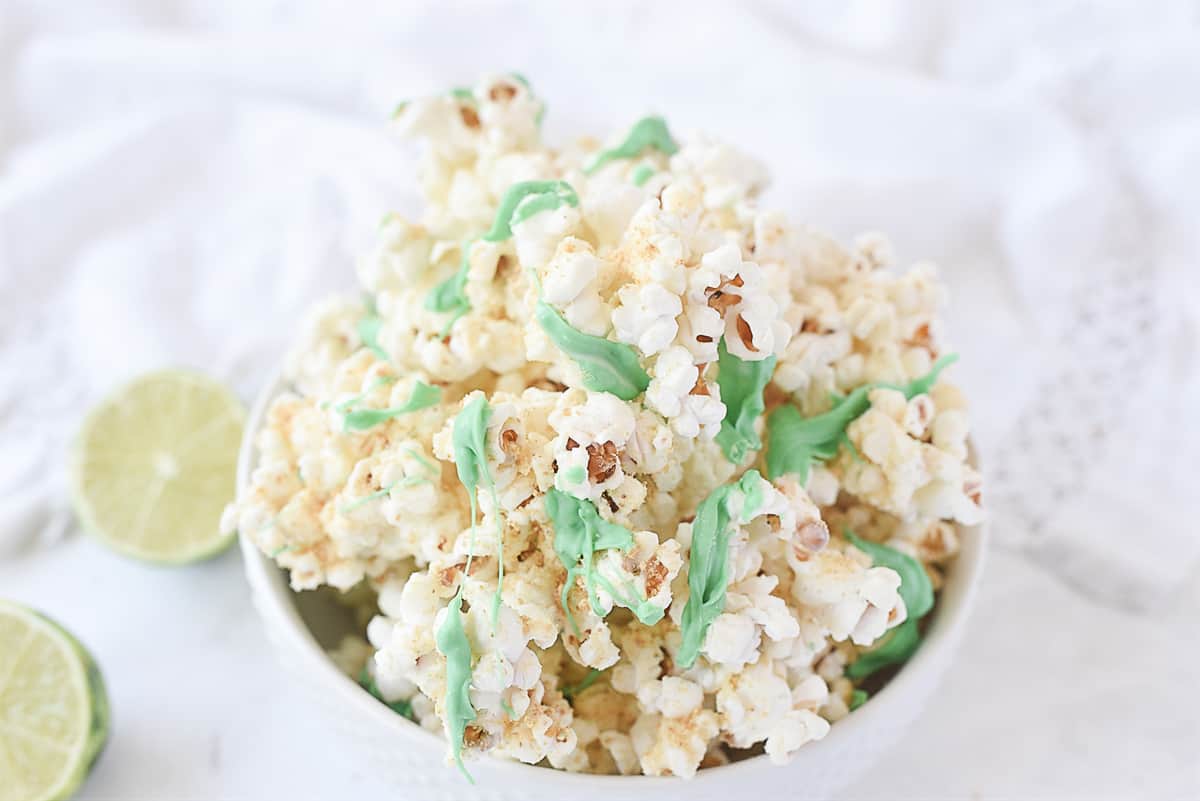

[2,1,1198,799]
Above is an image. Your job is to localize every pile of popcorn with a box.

[223,74,983,779]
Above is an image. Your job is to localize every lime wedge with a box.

[0,601,109,801]
[68,370,245,564]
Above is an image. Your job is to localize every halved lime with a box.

[68,370,245,564]
[0,601,109,801]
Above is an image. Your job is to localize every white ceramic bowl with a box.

[239,374,987,801]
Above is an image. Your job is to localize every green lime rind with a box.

[0,601,110,801]
[67,369,245,565]
[47,614,110,801]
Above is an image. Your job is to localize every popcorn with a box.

[631,709,721,778]
[225,74,981,778]
[549,390,637,502]
[789,547,907,647]
[358,214,434,294]
[715,658,831,764]
[612,283,682,355]
[645,346,726,439]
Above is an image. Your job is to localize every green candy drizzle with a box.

[560,668,604,701]
[564,466,586,485]
[404,447,438,473]
[425,181,579,329]
[340,475,429,514]
[846,619,921,680]
[714,338,777,464]
[358,311,388,362]
[434,393,514,784]
[435,586,476,782]
[849,688,869,711]
[766,354,959,483]
[340,448,438,513]
[535,302,650,400]
[845,530,934,619]
[481,181,579,242]
[585,116,679,175]
[677,470,765,668]
[451,394,506,624]
[630,164,655,187]
[331,375,398,413]
[425,242,473,333]
[341,381,442,432]
[358,665,415,720]
[843,529,935,680]
[544,488,662,632]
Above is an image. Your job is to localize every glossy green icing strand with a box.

[849,688,868,711]
[341,381,443,432]
[677,470,764,668]
[404,447,438,473]
[592,572,665,626]
[560,668,604,701]
[535,301,649,400]
[844,529,934,618]
[427,180,581,327]
[358,665,415,720]
[893,352,959,397]
[435,587,476,782]
[765,389,872,483]
[842,528,936,680]
[451,395,506,624]
[434,396,516,784]
[765,353,959,483]
[425,242,473,331]
[500,698,517,720]
[332,375,398,413]
[546,488,663,632]
[714,338,777,463]
[741,473,764,518]
[340,475,429,514]
[481,181,579,242]
[585,116,679,175]
[631,164,654,187]
[358,313,388,362]
[845,618,921,680]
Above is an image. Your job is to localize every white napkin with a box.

[2,0,1197,608]
[2,4,1199,799]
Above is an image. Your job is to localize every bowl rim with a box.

[238,371,988,786]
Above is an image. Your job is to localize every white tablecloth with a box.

[2,1,1198,798]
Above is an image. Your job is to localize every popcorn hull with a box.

[239,374,988,801]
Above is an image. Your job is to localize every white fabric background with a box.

[1,1,1198,798]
